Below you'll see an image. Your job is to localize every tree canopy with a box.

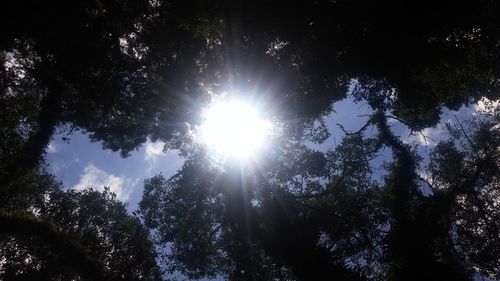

[1,1,500,280]
[3,0,500,162]
[139,106,500,280]
[1,172,161,280]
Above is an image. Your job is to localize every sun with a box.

[198,99,272,159]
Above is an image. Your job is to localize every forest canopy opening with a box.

[3,1,500,280]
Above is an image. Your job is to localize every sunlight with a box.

[198,99,272,159]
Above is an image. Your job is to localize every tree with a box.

[2,1,500,280]
[3,0,500,179]
[0,172,161,281]
[138,121,381,280]
[139,105,500,280]
[154,0,500,128]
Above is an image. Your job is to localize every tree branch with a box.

[336,115,375,136]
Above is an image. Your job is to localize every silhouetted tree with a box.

[0,172,161,281]
[3,0,500,179]
[2,1,500,280]
[139,105,499,280]
[138,121,382,280]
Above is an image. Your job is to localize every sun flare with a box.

[198,100,272,159]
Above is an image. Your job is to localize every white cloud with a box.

[49,157,79,174]
[144,140,166,161]
[73,164,134,201]
[46,141,57,153]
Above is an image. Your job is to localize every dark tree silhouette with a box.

[3,0,500,177]
[139,105,500,280]
[2,1,500,280]
[0,172,161,281]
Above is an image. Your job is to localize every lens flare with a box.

[198,100,272,159]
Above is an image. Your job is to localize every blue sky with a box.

[45,96,480,212]
[45,131,183,210]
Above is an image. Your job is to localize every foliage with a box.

[0,173,161,281]
[139,107,500,281]
[1,1,500,280]
[3,0,500,171]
